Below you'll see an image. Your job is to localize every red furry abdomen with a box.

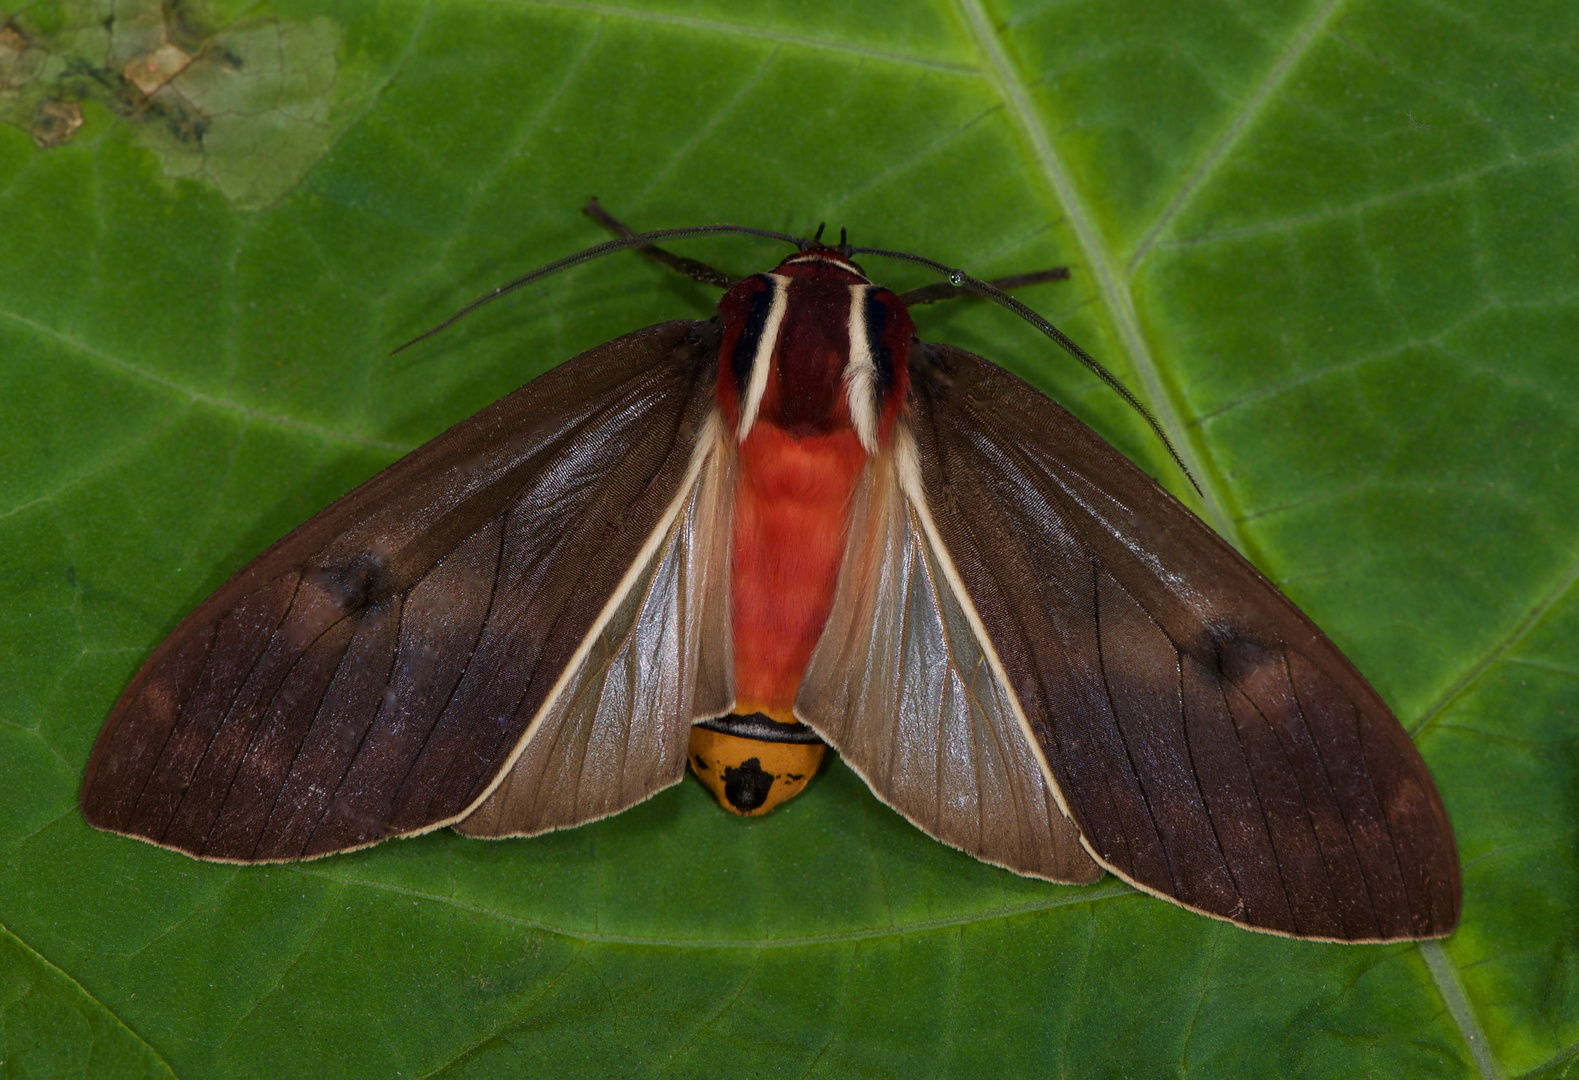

[731,421,866,722]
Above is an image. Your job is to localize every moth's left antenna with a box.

[392,223,803,355]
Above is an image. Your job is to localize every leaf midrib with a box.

[952,0,1240,546]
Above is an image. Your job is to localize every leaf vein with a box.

[0,307,411,453]
[1128,0,1348,272]
[0,922,179,1080]
[951,0,1241,543]
[502,0,980,75]
[284,863,1133,948]
[1411,550,1579,738]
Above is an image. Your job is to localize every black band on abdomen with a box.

[693,712,825,745]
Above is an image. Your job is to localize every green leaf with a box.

[0,923,175,1079]
[1,0,1573,1075]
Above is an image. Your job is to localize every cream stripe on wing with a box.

[441,409,732,831]
[795,430,1099,883]
[888,423,1092,845]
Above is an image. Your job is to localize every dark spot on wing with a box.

[304,553,389,613]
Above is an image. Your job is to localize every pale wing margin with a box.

[456,413,736,838]
[796,425,1101,884]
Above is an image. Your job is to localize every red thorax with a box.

[715,247,914,722]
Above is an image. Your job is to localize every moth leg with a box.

[584,198,737,289]
[899,267,1070,306]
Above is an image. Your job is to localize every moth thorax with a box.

[716,250,913,451]
[687,714,826,816]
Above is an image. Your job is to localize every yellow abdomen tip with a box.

[688,719,826,816]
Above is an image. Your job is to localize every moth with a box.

[81,205,1460,942]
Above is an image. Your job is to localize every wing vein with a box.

[384,519,509,818]
[304,595,408,853]
[1213,675,1298,923]
[248,613,368,860]
[197,608,360,854]
[914,521,949,823]
[975,661,1035,861]
[1173,651,1245,911]
[1353,703,1416,916]
[1277,650,1385,929]
[155,573,306,843]
[1090,557,1181,896]
[1237,673,1346,934]
[122,605,225,827]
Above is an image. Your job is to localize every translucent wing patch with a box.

[457,418,735,837]
[796,429,1100,884]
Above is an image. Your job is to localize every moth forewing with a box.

[81,320,725,862]
[905,342,1459,940]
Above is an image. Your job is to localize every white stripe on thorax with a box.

[735,273,789,442]
[843,283,879,454]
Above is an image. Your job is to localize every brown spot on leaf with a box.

[32,100,82,147]
[0,24,43,90]
[122,41,193,96]
[3,2,351,208]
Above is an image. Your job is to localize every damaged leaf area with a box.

[0,0,349,207]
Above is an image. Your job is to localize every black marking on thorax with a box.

[731,274,791,439]
[862,289,897,400]
[731,274,779,396]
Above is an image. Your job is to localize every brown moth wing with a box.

[82,319,724,862]
[796,441,1101,884]
[905,342,1460,942]
[455,413,735,839]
